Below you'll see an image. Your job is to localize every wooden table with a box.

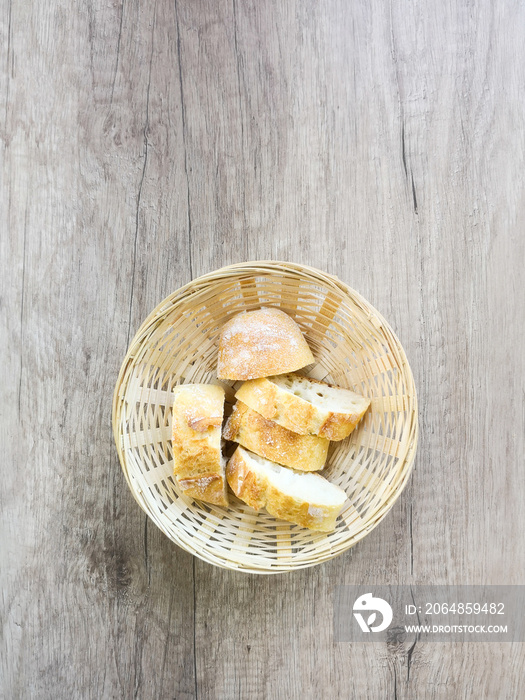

[2,1,524,698]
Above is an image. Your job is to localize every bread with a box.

[171,384,228,506]
[223,401,329,471]
[226,447,347,531]
[235,373,371,441]
[217,307,314,380]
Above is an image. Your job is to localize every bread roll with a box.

[226,447,347,532]
[217,307,314,380]
[223,401,329,471]
[171,384,228,506]
[235,373,370,441]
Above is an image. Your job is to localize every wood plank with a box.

[0,0,196,698]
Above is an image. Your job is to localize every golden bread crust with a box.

[171,384,228,506]
[178,474,227,506]
[224,451,266,510]
[223,401,329,471]
[226,448,345,532]
[217,308,314,380]
[236,374,370,441]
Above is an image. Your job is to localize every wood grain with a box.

[1,0,524,698]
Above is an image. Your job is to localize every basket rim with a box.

[112,261,418,573]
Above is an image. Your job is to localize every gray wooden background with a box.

[2,1,524,698]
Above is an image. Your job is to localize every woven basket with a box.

[112,262,418,573]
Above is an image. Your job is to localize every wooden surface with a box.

[2,1,524,698]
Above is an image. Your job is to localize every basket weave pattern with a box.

[113,262,418,573]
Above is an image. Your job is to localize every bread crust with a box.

[217,307,314,380]
[177,474,227,505]
[171,384,228,506]
[226,447,346,532]
[235,375,370,441]
[223,401,329,471]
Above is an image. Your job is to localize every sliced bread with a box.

[235,373,371,441]
[171,383,228,506]
[217,307,314,380]
[226,446,347,532]
[223,400,329,471]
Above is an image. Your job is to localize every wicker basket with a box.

[112,262,418,573]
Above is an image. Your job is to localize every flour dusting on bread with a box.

[223,401,329,471]
[235,373,370,440]
[217,307,314,380]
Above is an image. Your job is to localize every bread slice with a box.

[171,384,228,506]
[223,401,329,471]
[217,307,314,380]
[226,447,347,531]
[235,373,371,441]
